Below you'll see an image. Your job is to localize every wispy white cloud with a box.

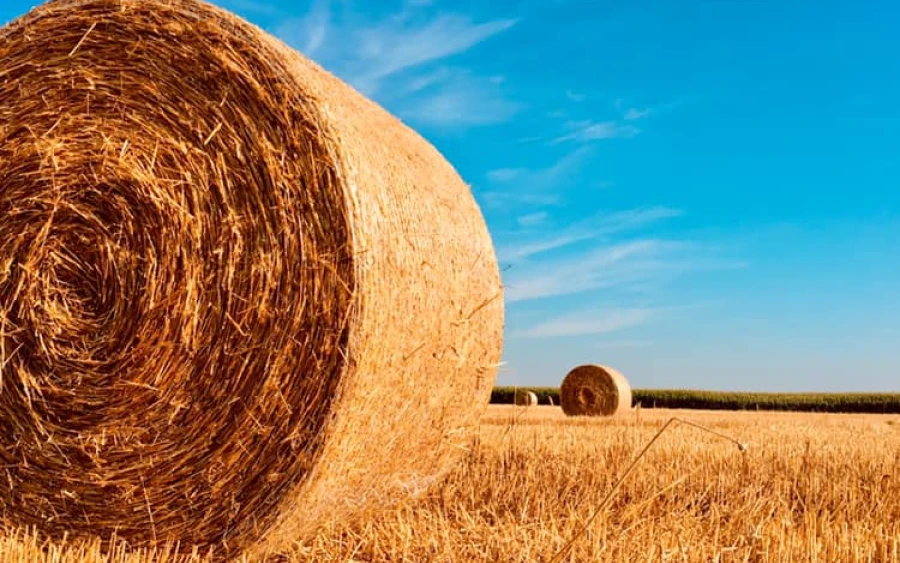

[539,98,672,146]
[486,168,524,182]
[516,211,549,228]
[624,107,652,120]
[496,206,682,262]
[350,15,518,96]
[515,307,656,338]
[481,146,593,208]
[502,238,746,303]
[503,239,675,302]
[397,68,523,127]
[596,339,653,349]
[274,3,520,129]
[513,300,726,340]
[553,120,641,144]
[479,97,665,208]
[402,67,453,93]
[275,0,330,56]
[616,98,684,120]
[479,191,561,209]
[566,89,586,102]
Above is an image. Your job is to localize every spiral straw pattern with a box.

[0,0,504,558]
[560,365,632,417]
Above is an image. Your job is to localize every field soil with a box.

[2,405,898,562]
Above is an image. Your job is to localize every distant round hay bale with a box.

[514,390,538,406]
[0,0,503,559]
[560,365,632,417]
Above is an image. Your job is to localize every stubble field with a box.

[2,405,898,562]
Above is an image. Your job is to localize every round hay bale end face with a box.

[514,390,538,406]
[559,365,632,417]
[0,0,503,559]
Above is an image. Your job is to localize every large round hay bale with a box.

[559,365,632,417]
[514,390,538,407]
[0,0,503,559]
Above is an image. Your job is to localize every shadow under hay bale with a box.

[559,365,632,417]
[514,390,538,407]
[0,0,504,559]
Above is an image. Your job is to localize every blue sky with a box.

[3,0,899,392]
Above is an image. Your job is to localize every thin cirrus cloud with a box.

[480,146,594,209]
[513,299,727,340]
[565,89,586,102]
[397,68,524,127]
[513,307,657,338]
[479,100,665,214]
[502,237,747,304]
[496,205,683,263]
[552,119,641,144]
[624,107,652,120]
[273,1,521,128]
[516,211,549,228]
[485,151,592,186]
[502,239,681,303]
[350,16,518,96]
[486,168,524,183]
[288,0,330,55]
[595,339,654,349]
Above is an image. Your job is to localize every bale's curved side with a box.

[559,365,632,417]
[0,0,503,559]
[514,390,538,407]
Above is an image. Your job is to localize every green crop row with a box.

[491,387,900,414]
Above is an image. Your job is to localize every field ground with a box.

[2,405,899,562]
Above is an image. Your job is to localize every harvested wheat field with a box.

[0,405,898,562]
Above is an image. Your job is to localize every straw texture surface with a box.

[514,390,538,407]
[559,365,631,417]
[0,0,503,559]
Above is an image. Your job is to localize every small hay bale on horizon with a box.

[514,390,539,406]
[0,0,504,560]
[560,364,632,417]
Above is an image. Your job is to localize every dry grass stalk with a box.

[560,364,632,417]
[514,390,538,407]
[548,416,747,562]
[0,0,503,559]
